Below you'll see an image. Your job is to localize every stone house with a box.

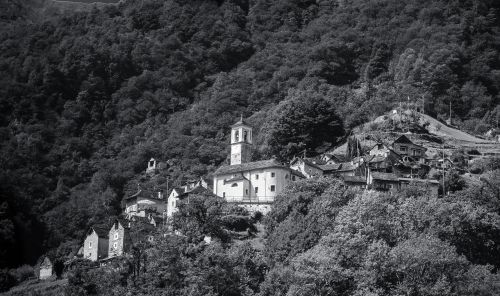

[167,184,211,218]
[123,188,166,218]
[391,135,427,162]
[367,172,400,191]
[83,227,109,261]
[320,153,346,164]
[342,175,367,189]
[317,163,342,175]
[289,157,324,178]
[39,257,53,280]
[108,219,130,258]
[399,178,439,196]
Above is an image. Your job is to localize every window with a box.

[231,183,238,187]
[400,145,407,152]
[270,185,276,192]
[89,242,92,248]
[292,176,296,181]
[244,130,248,142]
[285,174,289,179]
[113,242,117,249]
[234,130,239,142]
[245,189,248,195]
[271,172,275,177]
[223,192,226,198]
[255,174,259,180]
[114,233,118,240]
[255,187,258,193]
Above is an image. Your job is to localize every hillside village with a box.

[31,106,500,281]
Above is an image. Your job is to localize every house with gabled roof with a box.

[108,219,130,258]
[123,187,166,218]
[213,117,304,214]
[290,157,324,179]
[367,172,400,191]
[367,143,402,173]
[83,226,109,261]
[167,183,212,218]
[391,135,427,162]
[320,153,346,164]
[38,256,53,280]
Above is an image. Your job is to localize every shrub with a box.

[9,265,34,283]
[221,215,256,232]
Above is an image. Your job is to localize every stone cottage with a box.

[108,219,130,258]
[83,226,109,261]
[39,257,53,280]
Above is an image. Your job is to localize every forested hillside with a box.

[0,0,499,271]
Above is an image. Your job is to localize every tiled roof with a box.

[398,178,439,184]
[338,162,358,172]
[343,176,366,183]
[369,155,387,163]
[290,157,323,169]
[291,170,306,178]
[393,135,413,144]
[231,116,249,127]
[318,163,342,171]
[125,189,162,201]
[214,159,288,175]
[371,172,399,181]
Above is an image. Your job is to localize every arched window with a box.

[231,183,238,187]
[244,130,248,142]
[235,130,239,142]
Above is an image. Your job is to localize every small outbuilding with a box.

[39,257,53,280]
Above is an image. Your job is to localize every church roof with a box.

[231,115,250,128]
[214,159,288,175]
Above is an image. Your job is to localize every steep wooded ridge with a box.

[0,0,499,272]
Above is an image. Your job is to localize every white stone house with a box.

[108,219,130,258]
[167,179,211,218]
[124,188,166,218]
[39,257,53,280]
[83,227,109,261]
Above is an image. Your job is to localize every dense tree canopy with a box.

[0,0,500,284]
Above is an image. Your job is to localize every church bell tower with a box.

[230,116,252,165]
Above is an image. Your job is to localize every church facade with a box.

[213,117,303,213]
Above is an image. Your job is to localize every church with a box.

[213,117,303,213]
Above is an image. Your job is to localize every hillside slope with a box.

[418,113,491,143]
[0,0,499,269]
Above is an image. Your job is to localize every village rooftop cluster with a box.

[37,111,497,279]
